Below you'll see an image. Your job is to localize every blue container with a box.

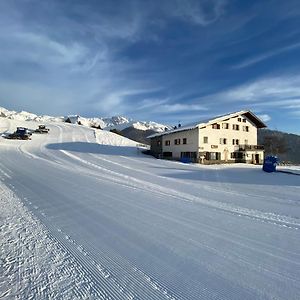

[180,157,192,164]
[263,156,278,173]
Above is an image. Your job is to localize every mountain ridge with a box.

[0,106,171,133]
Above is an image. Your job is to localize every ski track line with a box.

[0,162,12,179]
[88,151,294,210]
[59,149,300,231]
[120,155,300,206]
[114,186,300,266]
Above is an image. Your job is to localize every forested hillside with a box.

[258,129,300,164]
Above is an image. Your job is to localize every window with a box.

[203,136,208,143]
[157,141,161,146]
[243,126,249,132]
[206,152,221,160]
[242,119,247,123]
[183,138,187,144]
[232,139,239,145]
[237,117,242,122]
[212,123,220,129]
[219,138,227,145]
[233,124,239,130]
[231,152,244,159]
[174,139,181,145]
[165,140,170,146]
[222,123,229,129]
[181,152,197,159]
[163,152,172,157]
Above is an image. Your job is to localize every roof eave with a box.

[242,111,267,128]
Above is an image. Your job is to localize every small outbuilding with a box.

[64,115,80,124]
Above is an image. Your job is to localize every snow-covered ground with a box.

[0,118,300,299]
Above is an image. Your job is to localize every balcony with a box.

[234,144,264,151]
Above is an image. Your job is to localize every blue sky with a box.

[1,0,300,134]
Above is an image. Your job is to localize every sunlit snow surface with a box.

[0,118,300,299]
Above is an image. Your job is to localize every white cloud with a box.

[257,114,271,122]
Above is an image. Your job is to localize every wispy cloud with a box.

[233,42,300,69]
[210,75,300,105]
[165,0,227,26]
[0,31,88,67]
[159,103,208,113]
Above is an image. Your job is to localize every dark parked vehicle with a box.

[5,127,32,140]
[34,125,50,134]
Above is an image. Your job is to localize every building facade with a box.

[148,111,266,164]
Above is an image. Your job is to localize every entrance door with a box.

[255,154,260,164]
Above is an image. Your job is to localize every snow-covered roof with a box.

[64,115,79,124]
[147,110,267,139]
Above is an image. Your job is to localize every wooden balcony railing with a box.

[234,144,264,151]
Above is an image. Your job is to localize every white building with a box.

[148,110,266,164]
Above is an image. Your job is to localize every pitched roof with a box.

[147,110,267,139]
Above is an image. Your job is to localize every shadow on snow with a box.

[46,142,143,157]
[46,142,300,187]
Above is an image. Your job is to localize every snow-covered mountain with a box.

[78,115,171,132]
[0,106,170,132]
[0,106,63,123]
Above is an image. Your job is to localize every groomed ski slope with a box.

[0,119,300,300]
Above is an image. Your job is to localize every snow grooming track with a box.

[1,178,181,300]
[25,208,176,300]
[0,182,120,300]
[59,149,300,231]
